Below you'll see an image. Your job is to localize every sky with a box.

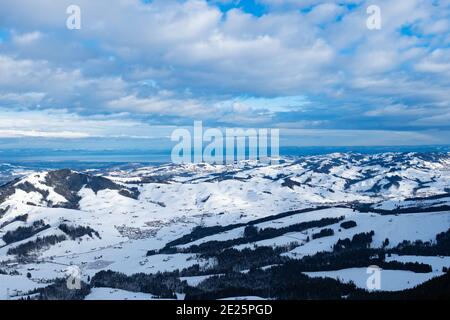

[0,0,449,149]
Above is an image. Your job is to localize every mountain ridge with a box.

[0,152,449,300]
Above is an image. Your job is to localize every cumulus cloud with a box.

[0,0,449,144]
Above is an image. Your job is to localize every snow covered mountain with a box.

[0,152,450,300]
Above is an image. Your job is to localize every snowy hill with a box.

[0,152,449,300]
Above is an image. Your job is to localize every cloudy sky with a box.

[0,0,449,148]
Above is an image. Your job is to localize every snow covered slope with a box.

[0,152,449,300]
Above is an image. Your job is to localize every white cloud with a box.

[415,49,450,74]
[0,0,448,137]
[0,108,174,139]
[12,31,42,45]
[0,129,90,138]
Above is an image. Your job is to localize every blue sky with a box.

[0,0,449,148]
